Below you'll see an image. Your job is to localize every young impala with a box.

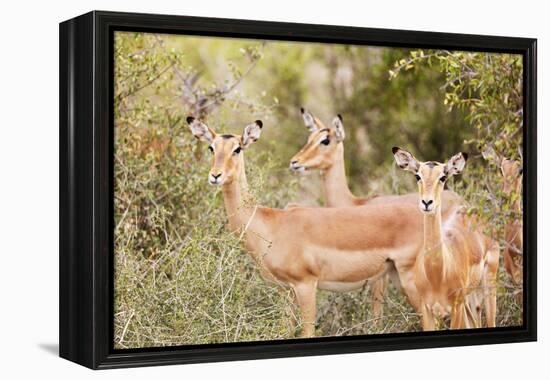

[393,147,499,330]
[186,116,433,337]
[289,108,462,320]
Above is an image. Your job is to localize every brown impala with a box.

[393,147,499,329]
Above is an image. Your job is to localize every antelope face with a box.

[501,158,522,195]
[290,128,339,172]
[207,134,244,185]
[289,108,345,173]
[186,117,263,186]
[393,147,468,214]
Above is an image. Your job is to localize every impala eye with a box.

[320,138,330,146]
[208,146,214,153]
[233,147,242,155]
[439,175,447,183]
[415,174,421,182]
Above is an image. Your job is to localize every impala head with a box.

[501,158,522,195]
[393,147,468,214]
[186,116,263,185]
[481,146,522,195]
[289,108,345,173]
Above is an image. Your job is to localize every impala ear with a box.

[186,116,216,143]
[300,107,319,133]
[392,147,419,172]
[242,120,263,148]
[445,152,468,176]
[332,114,345,142]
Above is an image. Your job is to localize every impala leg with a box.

[421,304,436,331]
[451,304,466,329]
[281,289,299,334]
[293,280,318,338]
[450,304,467,329]
[450,291,468,330]
[512,256,523,313]
[483,272,498,328]
[503,250,515,284]
[371,276,387,323]
[509,253,523,310]
[464,293,481,329]
[504,250,522,290]
[484,245,500,328]
[463,299,476,329]
[393,263,421,312]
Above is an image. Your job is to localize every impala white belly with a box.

[318,280,368,292]
[308,245,392,283]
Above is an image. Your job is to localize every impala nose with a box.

[209,172,223,185]
[421,199,434,212]
[290,160,301,170]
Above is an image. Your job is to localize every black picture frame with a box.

[59,10,537,369]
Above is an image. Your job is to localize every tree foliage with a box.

[391,50,523,252]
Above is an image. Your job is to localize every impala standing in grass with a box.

[393,147,499,330]
[482,148,523,306]
[500,158,523,289]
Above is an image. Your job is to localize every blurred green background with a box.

[113,32,523,348]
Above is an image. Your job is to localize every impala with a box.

[186,116,431,337]
[500,158,523,288]
[289,108,462,320]
[393,147,499,330]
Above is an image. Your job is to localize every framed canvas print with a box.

[59,11,537,369]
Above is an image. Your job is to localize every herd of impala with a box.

[185,107,522,337]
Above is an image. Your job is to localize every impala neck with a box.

[421,204,448,289]
[221,155,255,233]
[513,180,522,214]
[321,143,356,207]
[423,208,443,255]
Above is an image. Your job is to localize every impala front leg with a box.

[450,291,468,329]
[293,280,318,338]
[370,276,387,323]
[484,244,500,328]
[450,303,467,329]
[421,304,436,331]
